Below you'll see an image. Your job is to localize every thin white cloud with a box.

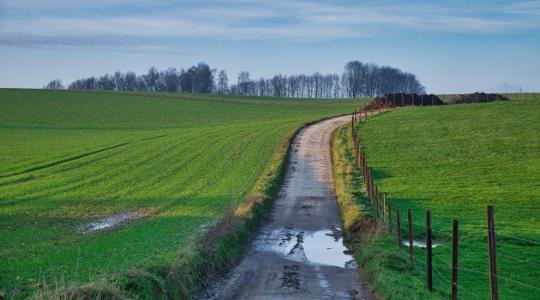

[277,0,536,32]
[504,0,540,15]
[1,0,538,49]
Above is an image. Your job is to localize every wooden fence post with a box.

[452,219,459,300]
[388,204,392,233]
[363,157,367,185]
[355,135,358,166]
[366,170,371,202]
[487,205,499,300]
[355,140,360,166]
[363,104,366,120]
[365,168,370,198]
[351,113,355,136]
[373,185,378,213]
[426,210,432,291]
[369,182,379,210]
[354,140,357,166]
[377,189,381,216]
[408,208,414,268]
[370,173,375,205]
[372,184,377,211]
[396,206,401,247]
[362,156,366,182]
[382,193,387,220]
[357,140,360,165]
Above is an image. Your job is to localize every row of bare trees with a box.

[64,63,215,93]
[229,61,424,98]
[230,72,343,98]
[45,61,425,98]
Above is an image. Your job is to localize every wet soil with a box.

[80,209,145,233]
[202,116,370,299]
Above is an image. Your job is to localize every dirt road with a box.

[203,115,369,299]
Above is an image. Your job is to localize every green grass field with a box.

[0,89,359,297]
[356,95,540,298]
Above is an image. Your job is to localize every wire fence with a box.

[349,100,540,299]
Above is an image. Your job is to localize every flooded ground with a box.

[401,239,442,248]
[80,210,143,233]
[202,116,371,300]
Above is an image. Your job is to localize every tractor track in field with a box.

[0,142,130,179]
[202,115,372,300]
[0,135,168,180]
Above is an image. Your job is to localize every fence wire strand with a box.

[352,110,539,298]
[498,233,540,246]
[498,252,540,267]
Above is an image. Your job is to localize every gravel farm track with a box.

[202,115,372,300]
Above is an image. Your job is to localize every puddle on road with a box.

[303,230,356,268]
[258,226,357,268]
[81,210,143,233]
[401,239,442,248]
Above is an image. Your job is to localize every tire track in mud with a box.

[202,115,372,300]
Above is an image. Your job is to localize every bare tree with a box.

[44,79,64,89]
[217,70,229,94]
[191,63,215,93]
[113,71,125,91]
[161,68,180,92]
[124,71,138,91]
[144,67,159,92]
[237,71,251,95]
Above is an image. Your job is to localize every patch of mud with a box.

[401,239,441,248]
[313,264,333,297]
[80,209,146,233]
[256,226,357,268]
[281,265,303,290]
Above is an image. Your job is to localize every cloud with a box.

[504,0,540,15]
[1,0,539,49]
[278,1,537,32]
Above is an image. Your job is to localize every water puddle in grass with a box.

[401,239,442,248]
[258,226,357,268]
[81,210,143,233]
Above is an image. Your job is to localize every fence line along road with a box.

[349,100,539,299]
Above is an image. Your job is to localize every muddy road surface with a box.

[203,115,370,299]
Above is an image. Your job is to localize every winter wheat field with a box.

[0,89,359,298]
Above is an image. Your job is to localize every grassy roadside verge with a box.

[35,116,338,299]
[331,123,441,300]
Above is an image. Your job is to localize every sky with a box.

[0,0,539,94]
